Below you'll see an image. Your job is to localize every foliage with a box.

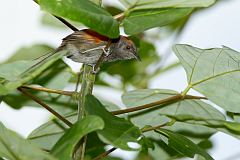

[0,0,239,160]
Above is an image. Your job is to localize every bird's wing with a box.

[58,29,109,53]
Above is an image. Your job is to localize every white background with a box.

[0,0,240,159]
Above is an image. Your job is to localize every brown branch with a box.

[18,87,72,127]
[33,0,79,31]
[93,147,117,160]
[112,94,207,115]
[21,85,75,96]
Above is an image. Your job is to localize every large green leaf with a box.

[0,51,66,95]
[85,95,141,150]
[3,61,73,111]
[122,89,223,142]
[51,116,104,160]
[0,122,56,160]
[28,101,120,150]
[123,8,192,35]
[173,45,240,113]
[120,0,215,10]
[38,0,119,38]
[156,129,213,160]
[122,89,224,121]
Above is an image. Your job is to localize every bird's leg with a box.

[92,48,110,74]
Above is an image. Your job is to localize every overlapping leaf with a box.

[85,95,141,150]
[38,0,119,38]
[51,116,104,160]
[0,122,56,160]
[122,89,224,142]
[156,129,213,160]
[173,45,240,113]
[28,101,120,150]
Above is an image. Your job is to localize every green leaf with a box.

[5,44,54,63]
[120,0,215,10]
[51,116,104,160]
[123,8,192,35]
[3,61,73,111]
[0,51,66,95]
[85,95,141,150]
[156,129,213,160]
[38,0,119,38]
[28,100,120,150]
[167,114,240,139]
[122,89,222,142]
[28,112,77,151]
[173,45,240,113]
[0,122,56,160]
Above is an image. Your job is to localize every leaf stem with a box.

[17,87,72,127]
[112,94,206,115]
[141,120,176,133]
[181,85,192,96]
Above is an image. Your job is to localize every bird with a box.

[27,29,140,74]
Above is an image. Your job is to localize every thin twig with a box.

[18,87,72,127]
[112,94,207,115]
[141,121,174,133]
[21,85,75,96]
[33,0,79,31]
[93,147,117,160]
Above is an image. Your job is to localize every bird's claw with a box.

[102,48,110,56]
[92,66,100,74]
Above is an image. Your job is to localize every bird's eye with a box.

[126,45,131,50]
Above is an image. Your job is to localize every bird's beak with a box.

[133,50,141,61]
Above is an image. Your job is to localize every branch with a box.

[18,87,72,127]
[21,85,76,97]
[112,94,207,115]
[33,0,79,31]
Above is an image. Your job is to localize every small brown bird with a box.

[31,29,140,73]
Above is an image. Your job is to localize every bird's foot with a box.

[92,66,100,74]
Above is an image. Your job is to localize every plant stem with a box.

[74,65,96,160]
[18,87,72,127]
[21,85,76,96]
[111,94,206,115]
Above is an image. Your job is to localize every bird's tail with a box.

[19,49,61,77]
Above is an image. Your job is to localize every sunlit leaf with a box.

[85,95,141,150]
[173,45,240,113]
[38,0,119,38]
[51,116,104,160]
[156,129,213,160]
[0,122,56,160]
